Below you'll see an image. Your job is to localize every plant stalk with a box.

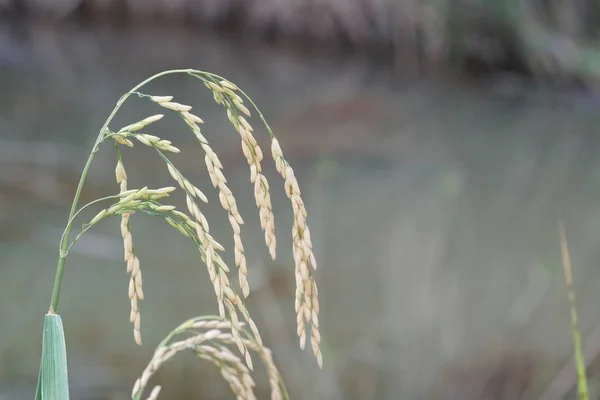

[558,217,589,400]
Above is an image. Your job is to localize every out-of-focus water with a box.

[2,21,600,399]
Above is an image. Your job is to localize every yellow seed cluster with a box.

[134,329,256,398]
[206,80,277,261]
[112,132,134,147]
[109,112,180,153]
[271,138,322,367]
[87,187,176,229]
[132,319,284,400]
[115,159,144,346]
[103,76,325,400]
[183,109,250,298]
[134,134,180,153]
[118,114,164,133]
[202,80,322,367]
[143,95,268,370]
[165,158,252,368]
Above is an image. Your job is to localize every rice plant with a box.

[35,69,323,400]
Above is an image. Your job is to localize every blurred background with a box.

[3,1,600,399]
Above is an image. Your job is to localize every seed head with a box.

[219,80,238,91]
[150,95,173,103]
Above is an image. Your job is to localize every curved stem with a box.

[49,68,196,313]
[192,72,277,139]
[49,146,99,314]
[59,194,123,249]
[140,315,290,400]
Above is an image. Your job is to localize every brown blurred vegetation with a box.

[2,0,600,87]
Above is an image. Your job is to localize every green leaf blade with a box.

[35,314,70,400]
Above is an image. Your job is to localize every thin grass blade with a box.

[558,218,589,400]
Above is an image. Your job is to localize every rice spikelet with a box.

[145,386,161,400]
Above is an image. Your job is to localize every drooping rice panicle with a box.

[45,70,324,400]
[191,77,322,367]
[114,158,144,346]
[270,138,322,368]
[181,110,250,298]
[115,84,321,367]
[207,320,286,400]
[162,158,253,368]
[131,318,285,400]
[202,80,276,261]
[229,332,283,400]
[133,329,256,400]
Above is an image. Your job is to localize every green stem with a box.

[49,146,99,314]
[59,194,123,248]
[558,218,589,400]
[48,68,196,313]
